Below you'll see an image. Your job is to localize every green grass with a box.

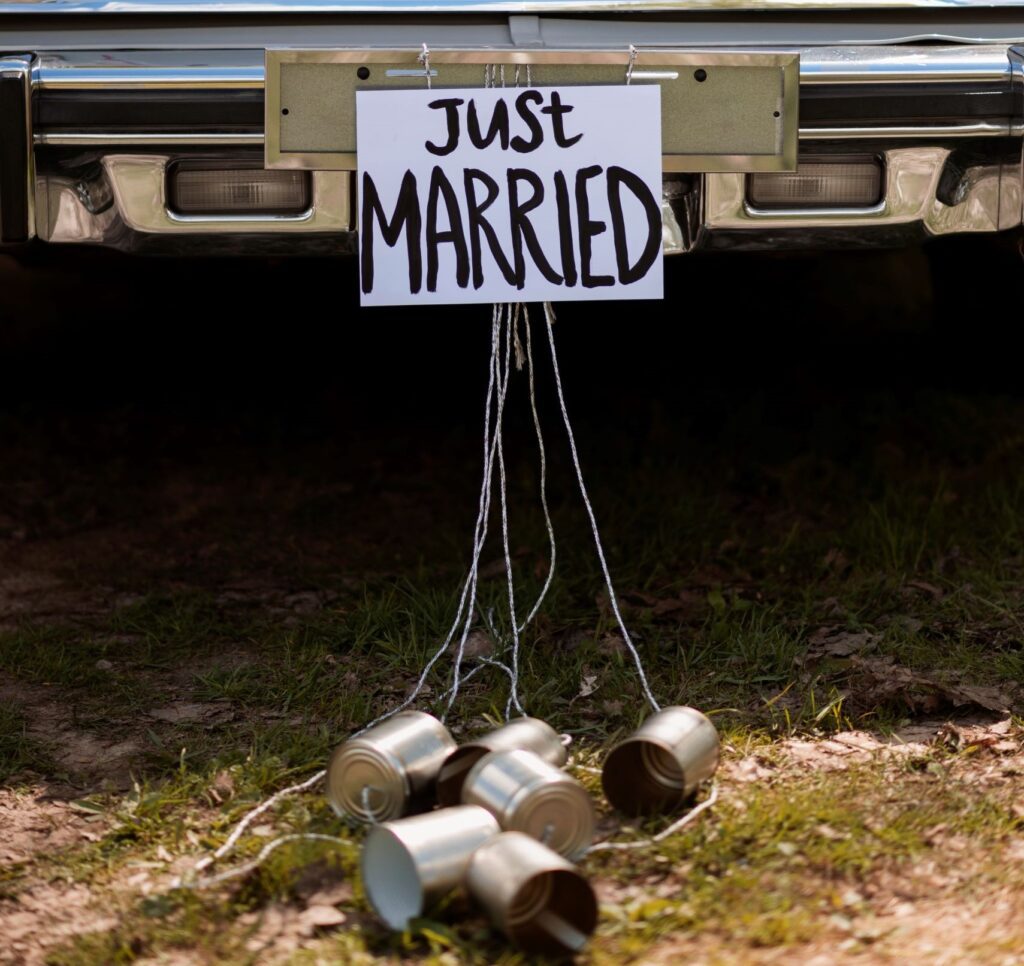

[0,705,53,782]
[2,388,1023,964]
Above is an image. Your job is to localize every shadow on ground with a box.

[0,237,1022,965]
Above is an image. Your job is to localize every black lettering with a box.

[574,165,613,288]
[464,169,516,288]
[425,98,464,156]
[425,166,470,291]
[540,92,582,149]
[360,170,422,295]
[606,165,662,284]
[553,170,578,287]
[507,169,563,288]
[467,98,510,151]
[510,91,545,154]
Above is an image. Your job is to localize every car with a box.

[7,0,1024,265]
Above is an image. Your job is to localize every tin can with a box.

[601,705,719,815]
[326,710,457,822]
[462,748,594,859]
[467,831,598,955]
[361,804,500,930]
[436,717,568,806]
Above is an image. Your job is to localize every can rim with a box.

[510,780,595,858]
[326,740,410,822]
[360,825,424,929]
[601,734,687,815]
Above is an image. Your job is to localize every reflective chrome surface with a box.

[25,40,1024,252]
[264,47,798,173]
[34,52,265,90]
[797,44,1012,85]
[6,0,1024,13]
[0,56,35,242]
[33,45,1016,90]
[705,147,1023,236]
[35,163,698,252]
[37,133,265,146]
[802,122,1014,140]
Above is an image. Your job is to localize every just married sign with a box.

[356,85,663,306]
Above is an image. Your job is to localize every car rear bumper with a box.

[13,40,1024,254]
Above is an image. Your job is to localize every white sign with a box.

[356,85,663,306]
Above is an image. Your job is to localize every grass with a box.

[2,366,1024,963]
[0,705,53,782]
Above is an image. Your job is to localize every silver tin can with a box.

[467,831,598,955]
[436,717,568,806]
[326,710,457,822]
[462,748,594,859]
[602,705,719,815]
[361,804,500,930]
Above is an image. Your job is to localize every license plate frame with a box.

[265,48,798,174]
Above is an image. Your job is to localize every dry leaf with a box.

[299,905,346,929]
[447,629,494,661]
[849,656,1017,715]
[805,627,880,661]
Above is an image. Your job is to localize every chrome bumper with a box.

[17,42,1024,253]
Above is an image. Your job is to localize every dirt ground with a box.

[0,244,1022,965]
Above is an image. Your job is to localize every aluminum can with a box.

[326,710,456,822]
[361,804,500,930]
[436,716,568,806]
[467,831,598,955]
[462,748,594,859]
[602,705,719,815]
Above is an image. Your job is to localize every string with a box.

[542,302,661,714]
[586,783,718,853]
[178,834,352,891]
[495,307,526,718]
[517,304,557,633]
[444,306,511,719]
[418,43,432,90]
[625,44,639,86]
[179,315,504,886]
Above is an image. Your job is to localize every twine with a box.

[418,43,432,90]
[625,45,639,86]
[175,60,682,888]
[586,783,719,853]
[542,302,661,714]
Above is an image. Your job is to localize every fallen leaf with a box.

[146,703,233,724]
[652,598,685,617]
[306,883,353,907]
[578,674,598,699]
[299,905,346,929]
[907,579,944,600]
[447,629,494,661]
[804,627,880,661]
[478,558,507,579]
[848,657,1018,715]
[823,548,851,575]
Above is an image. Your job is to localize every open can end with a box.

[360,826,425,929]
[467,831,598,955]
[602,706,719,816]
[361,803,500,931]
